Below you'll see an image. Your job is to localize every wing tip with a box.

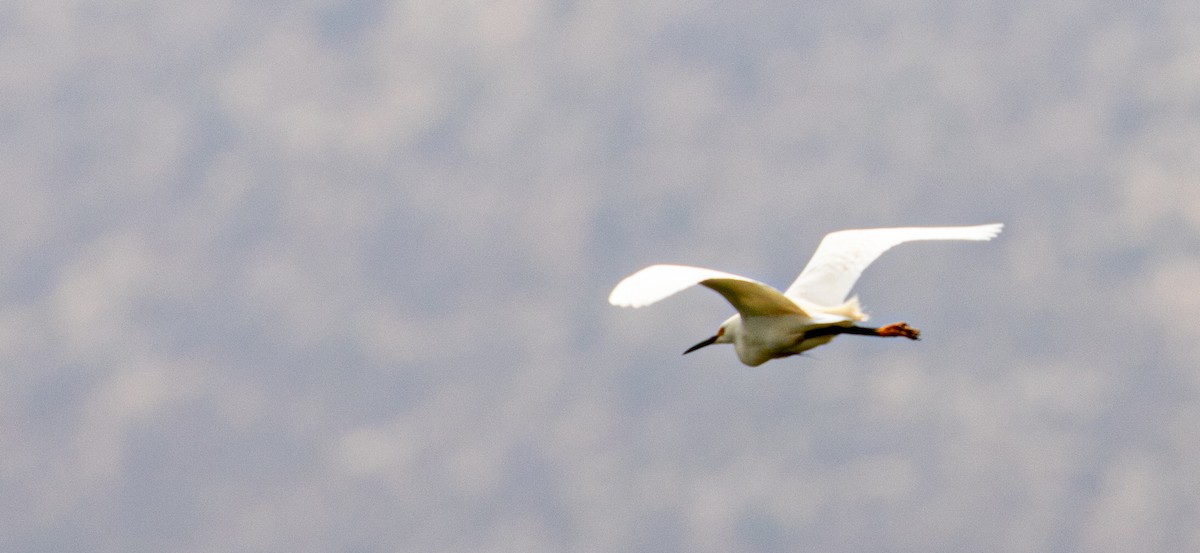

[607,283,642,307]
[606,265,687,308]
[978,222,1004,239]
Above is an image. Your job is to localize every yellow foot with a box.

[878,322,921,340]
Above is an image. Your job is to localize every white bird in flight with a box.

[609,224,1003,366]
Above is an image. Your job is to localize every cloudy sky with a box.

[3,1,1200,551]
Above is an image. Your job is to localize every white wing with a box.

[784,224,1004,306]
[609,264,809,317]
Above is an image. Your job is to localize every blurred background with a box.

[3,1,1199,551]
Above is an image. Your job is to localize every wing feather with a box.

[784,224,1003,306]
[609,264,808,317]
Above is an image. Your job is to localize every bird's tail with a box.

[826,295,868,322]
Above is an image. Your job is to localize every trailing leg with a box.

[875,322,920,340]
[805,322,921,341]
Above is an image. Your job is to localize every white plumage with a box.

[609,224,1003,366]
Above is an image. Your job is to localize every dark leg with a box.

[805,322,921,340]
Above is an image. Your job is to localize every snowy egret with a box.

[609,224,1003,366]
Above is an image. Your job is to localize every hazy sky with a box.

[3,1,1200,551]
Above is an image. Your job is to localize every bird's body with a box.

[609,224,1003,366]
[719,313,836,367]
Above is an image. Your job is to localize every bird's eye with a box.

[716,327,725,337]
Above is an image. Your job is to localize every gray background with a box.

[3,1,1199,551]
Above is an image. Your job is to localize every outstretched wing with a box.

[784,224,1004,306]
[609,264,808,317]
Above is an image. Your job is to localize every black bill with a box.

[683,335,718,355]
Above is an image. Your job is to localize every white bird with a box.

[609,224,1003,366]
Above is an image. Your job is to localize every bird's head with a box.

[683,316,738,355]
